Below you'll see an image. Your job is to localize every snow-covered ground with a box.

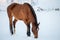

[0,0,60,40]
[0,10,60,40]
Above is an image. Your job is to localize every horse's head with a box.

[32,22,40,38]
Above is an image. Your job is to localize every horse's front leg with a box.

[26,24,31,36]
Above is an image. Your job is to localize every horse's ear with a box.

[38,22,40,26]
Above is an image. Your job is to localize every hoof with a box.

[34,36,38,38]
[11,31,13,35]
[27,32,31,36]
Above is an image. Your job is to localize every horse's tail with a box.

[7,3,18,18]
[24,3,38,29]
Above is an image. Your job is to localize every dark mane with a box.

[24,3,38,25]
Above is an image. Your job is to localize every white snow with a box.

[0,0,60,40]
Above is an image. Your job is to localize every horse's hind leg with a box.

[26,24,31,36]
[9,17,13,35]
[8,16,13,35]
[13,19,17,34]
[7,9,13,35]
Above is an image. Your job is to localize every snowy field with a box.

[0,0,60,40]
[0,10,60,40]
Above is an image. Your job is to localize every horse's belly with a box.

[12,13,21,20]
[12,13,27,20]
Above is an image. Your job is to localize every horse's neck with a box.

[32,18,37,25]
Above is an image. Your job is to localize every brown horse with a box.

[7,3,40,38]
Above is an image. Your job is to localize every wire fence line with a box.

[0,7,60,12]
[37,7,60,12]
